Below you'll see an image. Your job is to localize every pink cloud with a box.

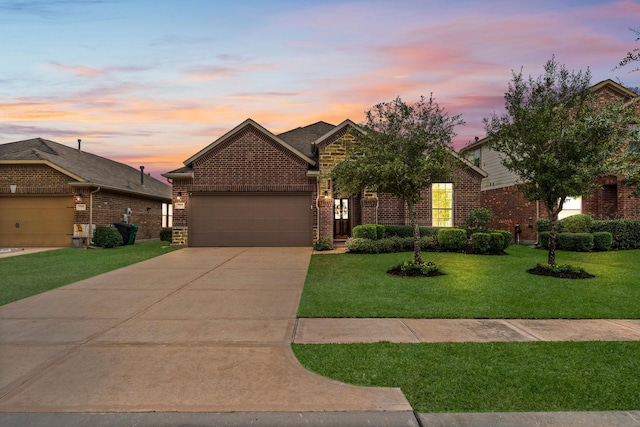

[49,62,102,77]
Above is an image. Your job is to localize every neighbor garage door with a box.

[0,196,74,247]
[189,193,312,246]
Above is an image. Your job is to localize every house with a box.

[163,118,486,247]
[462,79,640,242]
[0,138,172,247]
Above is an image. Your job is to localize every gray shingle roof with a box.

[0,138,171,200]
[277,121,336,158]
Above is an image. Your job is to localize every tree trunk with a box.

[547,208,559,266]
[407,200,422,264]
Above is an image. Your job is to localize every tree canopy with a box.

[484,57,636,266]
[332,95,463,263]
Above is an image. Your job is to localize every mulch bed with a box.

[526,265,595,279]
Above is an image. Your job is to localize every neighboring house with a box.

[0,138,172,247]
[462,79,640,242]
[163,118,486,247]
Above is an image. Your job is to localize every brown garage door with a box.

[0,196,74,247]
[189,193,312,247]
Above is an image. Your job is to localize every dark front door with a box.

[334,198,350,239]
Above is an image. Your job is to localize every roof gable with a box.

[184,119,316,167]
[277,121,336,158]
[313,119,364,151]
[0,138,171,200]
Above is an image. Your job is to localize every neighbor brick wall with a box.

[0,164,74,194]
[90,190,164,240]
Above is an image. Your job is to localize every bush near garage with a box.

[159,227,172,242]
[93,226,124,248]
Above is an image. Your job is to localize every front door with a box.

[334,198,350,239]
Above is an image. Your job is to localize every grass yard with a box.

[295,245,640,413]
[297,245,640,318]
[0,241,180,305]
[292,341,640,413]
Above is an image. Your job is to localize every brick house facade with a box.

[462,80,640,242]
[164,118,486,247]
[0,138,171,247]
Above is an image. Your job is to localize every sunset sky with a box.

[1,0,639,180]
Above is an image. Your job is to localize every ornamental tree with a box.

[484,57,635,266]
[332,95,463,264]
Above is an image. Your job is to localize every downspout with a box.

[89,186,101,244]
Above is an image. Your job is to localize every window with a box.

[432,183,453,227]
[558,196,582,220]
[162,203,173,228]
[473,148,481,167]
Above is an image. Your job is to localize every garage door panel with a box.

[189,194,312,247]
[0,196,74,247]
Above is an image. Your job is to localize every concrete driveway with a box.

[0,247,410,413]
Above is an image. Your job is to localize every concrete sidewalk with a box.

[294,318,640,343]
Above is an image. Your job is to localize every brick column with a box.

[318,197,334,241]
[361,197,378,224]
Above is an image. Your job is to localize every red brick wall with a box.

[0,164,73,194]
[192,127,313,191]
[481,186,539,241]
[90,190,164,240]
[376,165,483,228]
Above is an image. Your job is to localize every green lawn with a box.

[295,245,640,412]
[292,341,640,413]
[297,245,640,318]
[0,241,180,305]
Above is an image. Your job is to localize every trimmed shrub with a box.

[560,214,592,233]
[384,225,413,238]
[464,208,493,232]
[437,228,467,252]
[557,233,594,252]
[420,235,437,250]
[93,226,123,248]
[353,224,379,240]
[593,231,613,251]
[471,232,491,254]
[537,218,551,233]
[489,232,505,253]
[591,219,640,250]
[159,227,172,242]
[346,237,380,253]
[492,230,512,250]
[375,224,386,240]
[314,236,334,251]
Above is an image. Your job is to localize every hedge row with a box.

[539,231,613,252]
[347,225,512,254]
[537,216,640,250]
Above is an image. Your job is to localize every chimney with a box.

[77,139,82,151]
[140,166,145,185]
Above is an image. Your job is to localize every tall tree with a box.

[615,28,640,74]
[484,57,635,266]
[332,95,463,264]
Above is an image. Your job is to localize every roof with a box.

[460,80,640,153]
[182,118,316,167]
[0,138,171,200]
[277,121,336,158]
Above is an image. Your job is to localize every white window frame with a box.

[432,183,453,227]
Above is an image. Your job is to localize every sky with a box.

[1,0,639,181]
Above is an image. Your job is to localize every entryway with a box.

[333,197,351,239]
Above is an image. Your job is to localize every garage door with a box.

[189,193,312,247]
[0,196,74,247]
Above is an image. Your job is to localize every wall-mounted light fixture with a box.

[177,192,182,201]
[75,192,84,202]
[146,207,151,212]
[323,190,328,199]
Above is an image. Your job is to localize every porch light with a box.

[75,192,84,202]
[177,192,182,201]
[323,190,328,199]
